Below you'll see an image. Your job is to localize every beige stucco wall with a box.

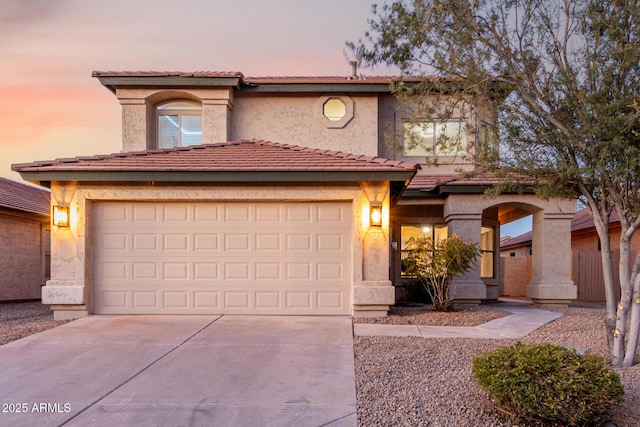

[231,94,379,156]
[0,212,48,301]
[114,88,380,156]
[45,180,394,319]
[116,88,234,151]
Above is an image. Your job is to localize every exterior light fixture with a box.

[53,205,70,227]
[370,204,382,227]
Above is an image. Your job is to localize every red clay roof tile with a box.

[92,71,245,78]
[407,172,534,191]
[91,71,427,86]
[12,140,419,174]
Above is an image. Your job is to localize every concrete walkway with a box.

[354,302,564,339]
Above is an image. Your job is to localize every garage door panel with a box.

[193,234,219,250]
[193,205,219,222]
[93,201,351,315]
[255,205,281,222]
[224,205,250,222]
[286,205,312,222]
[317,203,346,222]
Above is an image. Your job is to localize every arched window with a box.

[157,101,202,148]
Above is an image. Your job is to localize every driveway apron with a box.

[0,315,356,427]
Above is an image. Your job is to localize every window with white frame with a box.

[157,101,202,148]
[403,120,467,157]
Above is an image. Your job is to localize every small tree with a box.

[350,0,640,367]
[404,233,479,311]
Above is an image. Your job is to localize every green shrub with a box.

[403,234,478,311]
[472,343,624,426]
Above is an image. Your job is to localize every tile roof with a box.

[245,76,424,85]
[92,71,430,86]
[12,140,419,174]
[500,231,533,250]
[0,177,50,216]
[92,71,245,78]
[407,172,518,191]
[500,209,622,249]
[407,174,459,190]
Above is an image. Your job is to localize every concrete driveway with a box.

[0,315,356,427]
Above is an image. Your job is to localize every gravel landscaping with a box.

[354,302,640,427]
[0,301,69,346]
[2,301,639,426]
[354,303,508,327]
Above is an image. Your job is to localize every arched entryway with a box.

[443,195,577,304]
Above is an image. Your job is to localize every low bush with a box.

[472,343,624,426]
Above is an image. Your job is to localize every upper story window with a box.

[157,101,202,148]
[403,120,467,157]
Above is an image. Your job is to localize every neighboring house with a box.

[0,177,50,301]
[500,231,533,258]
[13,71,576,320]
[500,209,640,301]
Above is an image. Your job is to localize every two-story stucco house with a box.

[13,71,577,320]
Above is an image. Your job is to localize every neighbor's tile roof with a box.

[500,231,533,250]
[0,177,50,216]
[571,208,621,233]
[12,140,419,173]
[500,209,622,249]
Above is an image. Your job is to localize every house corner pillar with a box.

[202,89,233,143]
[43,182,88,320]
[353,187,394,317]
[526,209,577,305]
[444,213,486,304]
[118,98,147,151]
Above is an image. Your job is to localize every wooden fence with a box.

[500,250,629,302]
[572,250,625,302]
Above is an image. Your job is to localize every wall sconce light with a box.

[370,203,382,227]
[52,205,70,227]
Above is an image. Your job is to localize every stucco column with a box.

[444,213,487,303]
[118,98,147,152]
[526,210,577,304]
[202,89,233,143]
[353,183,395,317]
[43,182,88,320]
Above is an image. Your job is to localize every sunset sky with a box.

[1,0,532,236]
[1,0,389,179]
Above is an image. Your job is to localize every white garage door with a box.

[92,201,352,315]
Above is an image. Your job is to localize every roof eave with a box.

[437,184,537,195]
[17,170,417,185]
[95,76,245,94]
[243,83,393,93]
